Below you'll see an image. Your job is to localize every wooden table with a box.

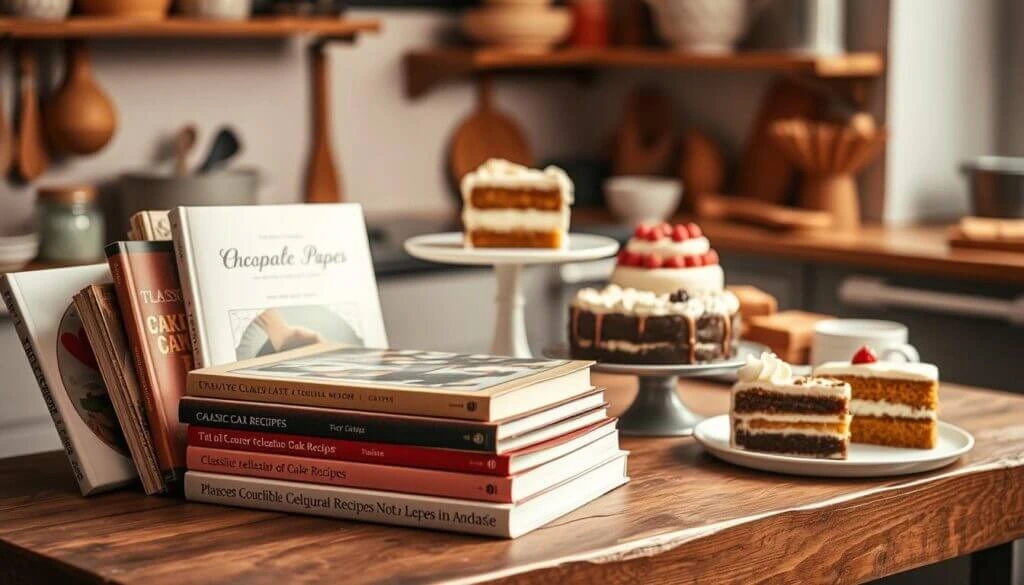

[2,376,1023,585]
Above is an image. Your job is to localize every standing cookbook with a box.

[1,265,137,495]
[169,204,388,369]
[107,240,191,485]
[186,344,594,421]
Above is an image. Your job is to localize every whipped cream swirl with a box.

[736,352,793,384]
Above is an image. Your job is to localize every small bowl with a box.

[0,232,40,272]
[461,6,572,52]
[604,176,683,224]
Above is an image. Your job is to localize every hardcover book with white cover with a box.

[169,204,388,368]
[1,266,137,495]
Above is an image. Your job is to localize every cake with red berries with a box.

[611,222,723,295]
[814,346,939,449]
[461,158,573,249]
[568,284,740,364]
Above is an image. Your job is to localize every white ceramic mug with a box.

[811,319,920,366]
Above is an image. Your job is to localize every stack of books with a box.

[179,343,629,538]
[2,203,628,538]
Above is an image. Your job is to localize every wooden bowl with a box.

[78,0,169,19]
[461,6,572,52]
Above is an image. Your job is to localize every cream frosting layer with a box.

[732,353,851,399]
[814,361,939,382]
[462,207,569,232]
[460,158,574,204]
[850,399,937,420]
[610,264,724,296]
[730,412,850,423]
[572,284,739,318]
[625,236,710,258]
[732,417,851,440]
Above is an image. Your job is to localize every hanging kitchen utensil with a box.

[197,126,240,173]
[173,123,197,176]
[449,76,533,186]
[45,40,117,156]
[304,42,341,203]
[15,44,47,181]
[0,69,13,176]
[612,87,675,176]
[736,78,823,205]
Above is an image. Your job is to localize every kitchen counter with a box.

[1,376,1021,584]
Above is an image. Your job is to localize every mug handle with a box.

[881,344,920,363]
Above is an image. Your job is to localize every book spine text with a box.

[168,209,207,369]
[179,399,498,452]
[188,426,509,475]
[0,278,88,492]
[185,471,511,537]
[187,446,512,502]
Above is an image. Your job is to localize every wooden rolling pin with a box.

[695,193,833,231]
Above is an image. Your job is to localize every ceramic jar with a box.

[36,185,105,264]
[644,0,766,53]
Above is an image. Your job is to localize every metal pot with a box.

[117,169,260,229]
[961,156,1024,218]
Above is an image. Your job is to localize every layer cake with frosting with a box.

[731,352,852,459]
[611,223,723,295]
[568,284,739,364]
[460,159,573,249]
[814,346,939,449]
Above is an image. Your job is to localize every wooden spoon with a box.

[449,76,532,184]
[304,43,341,203]
[173,123,197,176]
[45,40,117,155]
[0,73,13,176]
[16,44,47,181]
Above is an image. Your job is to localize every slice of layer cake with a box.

[460,159,573,249]
[610,222,723,295]
[568,284,740,364]
[731,352,851,459]
[814,346,939,449]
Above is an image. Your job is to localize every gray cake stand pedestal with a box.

[546,342,766,437]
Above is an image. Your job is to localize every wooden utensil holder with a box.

[801,173,859,231]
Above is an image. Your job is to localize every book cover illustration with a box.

[55,304,128,457]
[1,265,137,495]
[232,347,569,393]
[170,204,388,368]
[228,303,364,362]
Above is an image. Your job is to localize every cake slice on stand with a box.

[814,346,939,449]
[730,352,852,459]
[461,158,573,249]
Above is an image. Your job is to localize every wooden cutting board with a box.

[695,193,832,231]
[948,228,1024,253]
[612,87,674,176]
[449,77,533,184]
[736,78,822,205]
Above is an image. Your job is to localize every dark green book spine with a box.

[179,398,498,452]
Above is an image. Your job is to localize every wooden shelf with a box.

[0,16,381,40]
[405,47,885,98]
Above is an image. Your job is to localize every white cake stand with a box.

[404,232,619,358]
[545,341,767,437]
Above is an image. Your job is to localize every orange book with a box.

[107,241,192,486]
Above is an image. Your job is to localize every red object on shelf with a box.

[569,0,609,48]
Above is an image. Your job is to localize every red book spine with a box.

[187,446,514,502]
[187,426,511,476]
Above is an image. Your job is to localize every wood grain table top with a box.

[3,375,1024,585]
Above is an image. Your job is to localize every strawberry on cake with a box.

[611,222,723,295]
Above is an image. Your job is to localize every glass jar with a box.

[36,185,105,264]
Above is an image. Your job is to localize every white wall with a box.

[883,0,1000,224]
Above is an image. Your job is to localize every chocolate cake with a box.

[568,285,740,365]
[731,352,852,459]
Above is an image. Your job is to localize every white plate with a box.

[404,232,619,266]
[694,415,974,478]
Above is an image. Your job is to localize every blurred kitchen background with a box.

[0,0,1021,472]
